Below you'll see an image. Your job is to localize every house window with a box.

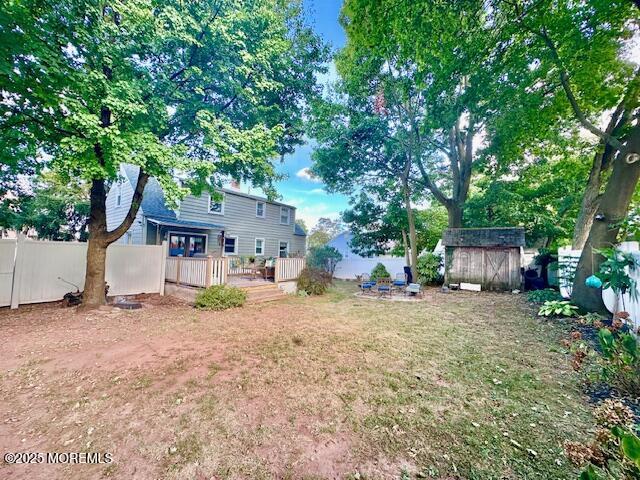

[278,241,289,258]
[208,193,225,215]
[116,182,122,207]
[168,232,207,257]
[280,206,290,225]
[255,238,265,255]
[223,235,238,255]
[256,201,265,218]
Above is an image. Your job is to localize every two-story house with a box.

[106,165,306,258]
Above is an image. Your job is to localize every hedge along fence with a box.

[1,236,167,308]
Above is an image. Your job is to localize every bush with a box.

[527,288,563,304]
[307,245,343,272]
[297,267,333,295]
[370,263,390,281]
[195,284,246,310]
[599,327,640,397]
[538,300,578,317]
[416,253,443,285]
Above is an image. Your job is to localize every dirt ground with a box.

[0,282,593,479]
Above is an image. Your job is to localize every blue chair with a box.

[392,273,407,289]
[376,278,392,298]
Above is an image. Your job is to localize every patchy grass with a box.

[0,282,592,479]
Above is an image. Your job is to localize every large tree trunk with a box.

[402,183,419,281]
[82,166,149,309]
[447,203,463,228]
[402,229,410,266]
[572,125,640,313]
[83,178,110,308]
[572,161,602,249]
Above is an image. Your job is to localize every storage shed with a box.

[442,227,525,291]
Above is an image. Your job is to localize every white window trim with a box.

[223,234,238,256]
[208,192,225,215]
[256,201,266,218]
[280,206,290,225]
[278,240,289,258]
[254,237,265,256]
[167,230,209,257]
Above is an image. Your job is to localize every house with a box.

[106,165,306,258]
[327,231,407,280]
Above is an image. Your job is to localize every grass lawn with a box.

[0,281,593,479]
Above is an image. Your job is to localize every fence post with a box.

[176,256,182,285]
[10,234,25,309]
[205,256,213,287]
[159,240,168,296]
[275,258,281,283]
[222,257,228,284]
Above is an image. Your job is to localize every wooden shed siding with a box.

[178,192,304,257]
[443,228,525,248]
[445,246,522,291]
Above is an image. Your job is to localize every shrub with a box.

[416,253,443,285]
[306,245,343,273]
[598,327,640,397]
[195,285,246,310]
[527,288,563,304]
[297,267,333,295]
[537,300,578,317]
[370,263,390,281]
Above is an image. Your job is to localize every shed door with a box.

[483,249,510,290]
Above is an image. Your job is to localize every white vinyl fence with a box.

[1,237,167,308]
[333,256,408,280]
[558,242,640,331]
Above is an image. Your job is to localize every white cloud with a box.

[296,167,321,183]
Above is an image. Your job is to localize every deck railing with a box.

[165,256,227,287]
[275,257,306,282]
[165,256,304,287]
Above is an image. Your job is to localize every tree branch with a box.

[104,169,149,244]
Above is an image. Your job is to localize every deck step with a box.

[246,290,288,304]
[240,284,279,293]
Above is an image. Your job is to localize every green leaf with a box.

[621,432,640,467]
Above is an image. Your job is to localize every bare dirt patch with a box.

[0,284,593,479]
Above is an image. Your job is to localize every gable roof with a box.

[294,223,306,236]
[121,164,177,220]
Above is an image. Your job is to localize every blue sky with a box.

[245,0,349,229]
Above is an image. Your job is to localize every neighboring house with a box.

[328,231,407,280]
[106,165,306,258]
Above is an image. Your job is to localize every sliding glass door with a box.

[168,232,208,257]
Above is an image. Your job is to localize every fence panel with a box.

[275,257,306,282]
[7,238,165,307]
[106,244,165,296]
[0,239,17,307]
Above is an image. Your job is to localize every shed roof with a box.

[442,227,525,248]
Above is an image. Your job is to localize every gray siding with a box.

[178,191,305,257]
[105,170,144,245]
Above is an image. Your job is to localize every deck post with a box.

[159,240,168,295]
[274,258,280,284]
[205,256,213,288]
[176,256,181,285]
[222,257,228,284]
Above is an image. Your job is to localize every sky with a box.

[244,0,348,230]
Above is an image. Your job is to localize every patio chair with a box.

[392,273,407,291]
[405,283,423,298]
[376,278,393,298]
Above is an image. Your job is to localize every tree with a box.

[9,171,90,240]
[465,151,590,248]
[307,217,343,248]
[496,0,639,311]
[339,0,517,228]
[341,192,447,262]
[306,245,342,273]
[0,0,327,306]
[308,83,424,279]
